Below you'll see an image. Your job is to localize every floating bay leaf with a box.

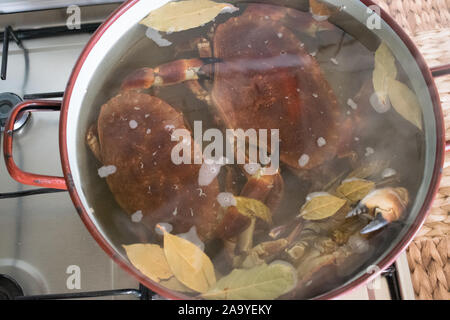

[123,244,173,282]
[159,276,195,293]
[387,78,423,130]
[298,194,346,220]
[373,43,397,105]
[124,243,196,293]
[346,160,390,180]
[140,0,238,33]
[337,179,375,203]
[164,232,216,293]
[235,196,272,224]
[202,261,297,300]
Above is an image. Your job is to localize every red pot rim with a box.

[59,0,445,300]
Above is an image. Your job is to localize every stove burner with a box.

[0,92,30,132]
[0,275,24,300]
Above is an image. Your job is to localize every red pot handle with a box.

[3,100,68,190]
[430,64,450,153]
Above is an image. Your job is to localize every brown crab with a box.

[86,4,355,242]
[123,4,345,170]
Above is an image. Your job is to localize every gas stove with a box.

[0,1,416,300]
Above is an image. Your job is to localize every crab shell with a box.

[210,4,342,170]
[90,91,222,240]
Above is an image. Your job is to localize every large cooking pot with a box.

[3,0,450,299]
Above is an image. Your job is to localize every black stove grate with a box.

[13,285,154,300]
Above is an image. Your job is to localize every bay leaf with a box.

[159,276,195,293]
[235,196,272,224]
[373,42,397,104]
[336,178,375,203]
[298,194,346,221]
[346,160,389,180]
[164,232,216,293]
[123,244,173,282]
[140,0,238,33]
[202,261,297,300]
[387,78,423,130]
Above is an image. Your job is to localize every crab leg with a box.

[182,37,216,106]
[185,78,212,105]
[120,57,217,92]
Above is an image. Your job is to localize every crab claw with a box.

[360,211,389,234]
[346,202,369,218]
[346,187,409,234]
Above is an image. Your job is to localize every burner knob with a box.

[0,92,30,132]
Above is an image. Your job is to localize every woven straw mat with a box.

[373,0,450,300]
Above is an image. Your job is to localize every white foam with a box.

[381,168,397,179]
[369,92,391,113]
[306,191,330,201]
[129,120,138,129]
[244,163,261,175]
[220,5,239,14]
[298,154,310,167]
[365,147,374,157]
[131,210,143,223]
[164,124,175,131]
[98,165,116,178]
[155,222,173,235]
[347,98,358,110]
[317,137,326,147]
[217,192,237,208]
[145,27,172,47]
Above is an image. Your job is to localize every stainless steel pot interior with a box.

[65,0,438,298]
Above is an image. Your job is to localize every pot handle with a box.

[3,100,68,190]
[430,64,450,153]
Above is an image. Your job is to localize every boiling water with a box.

[84,1,425,299]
